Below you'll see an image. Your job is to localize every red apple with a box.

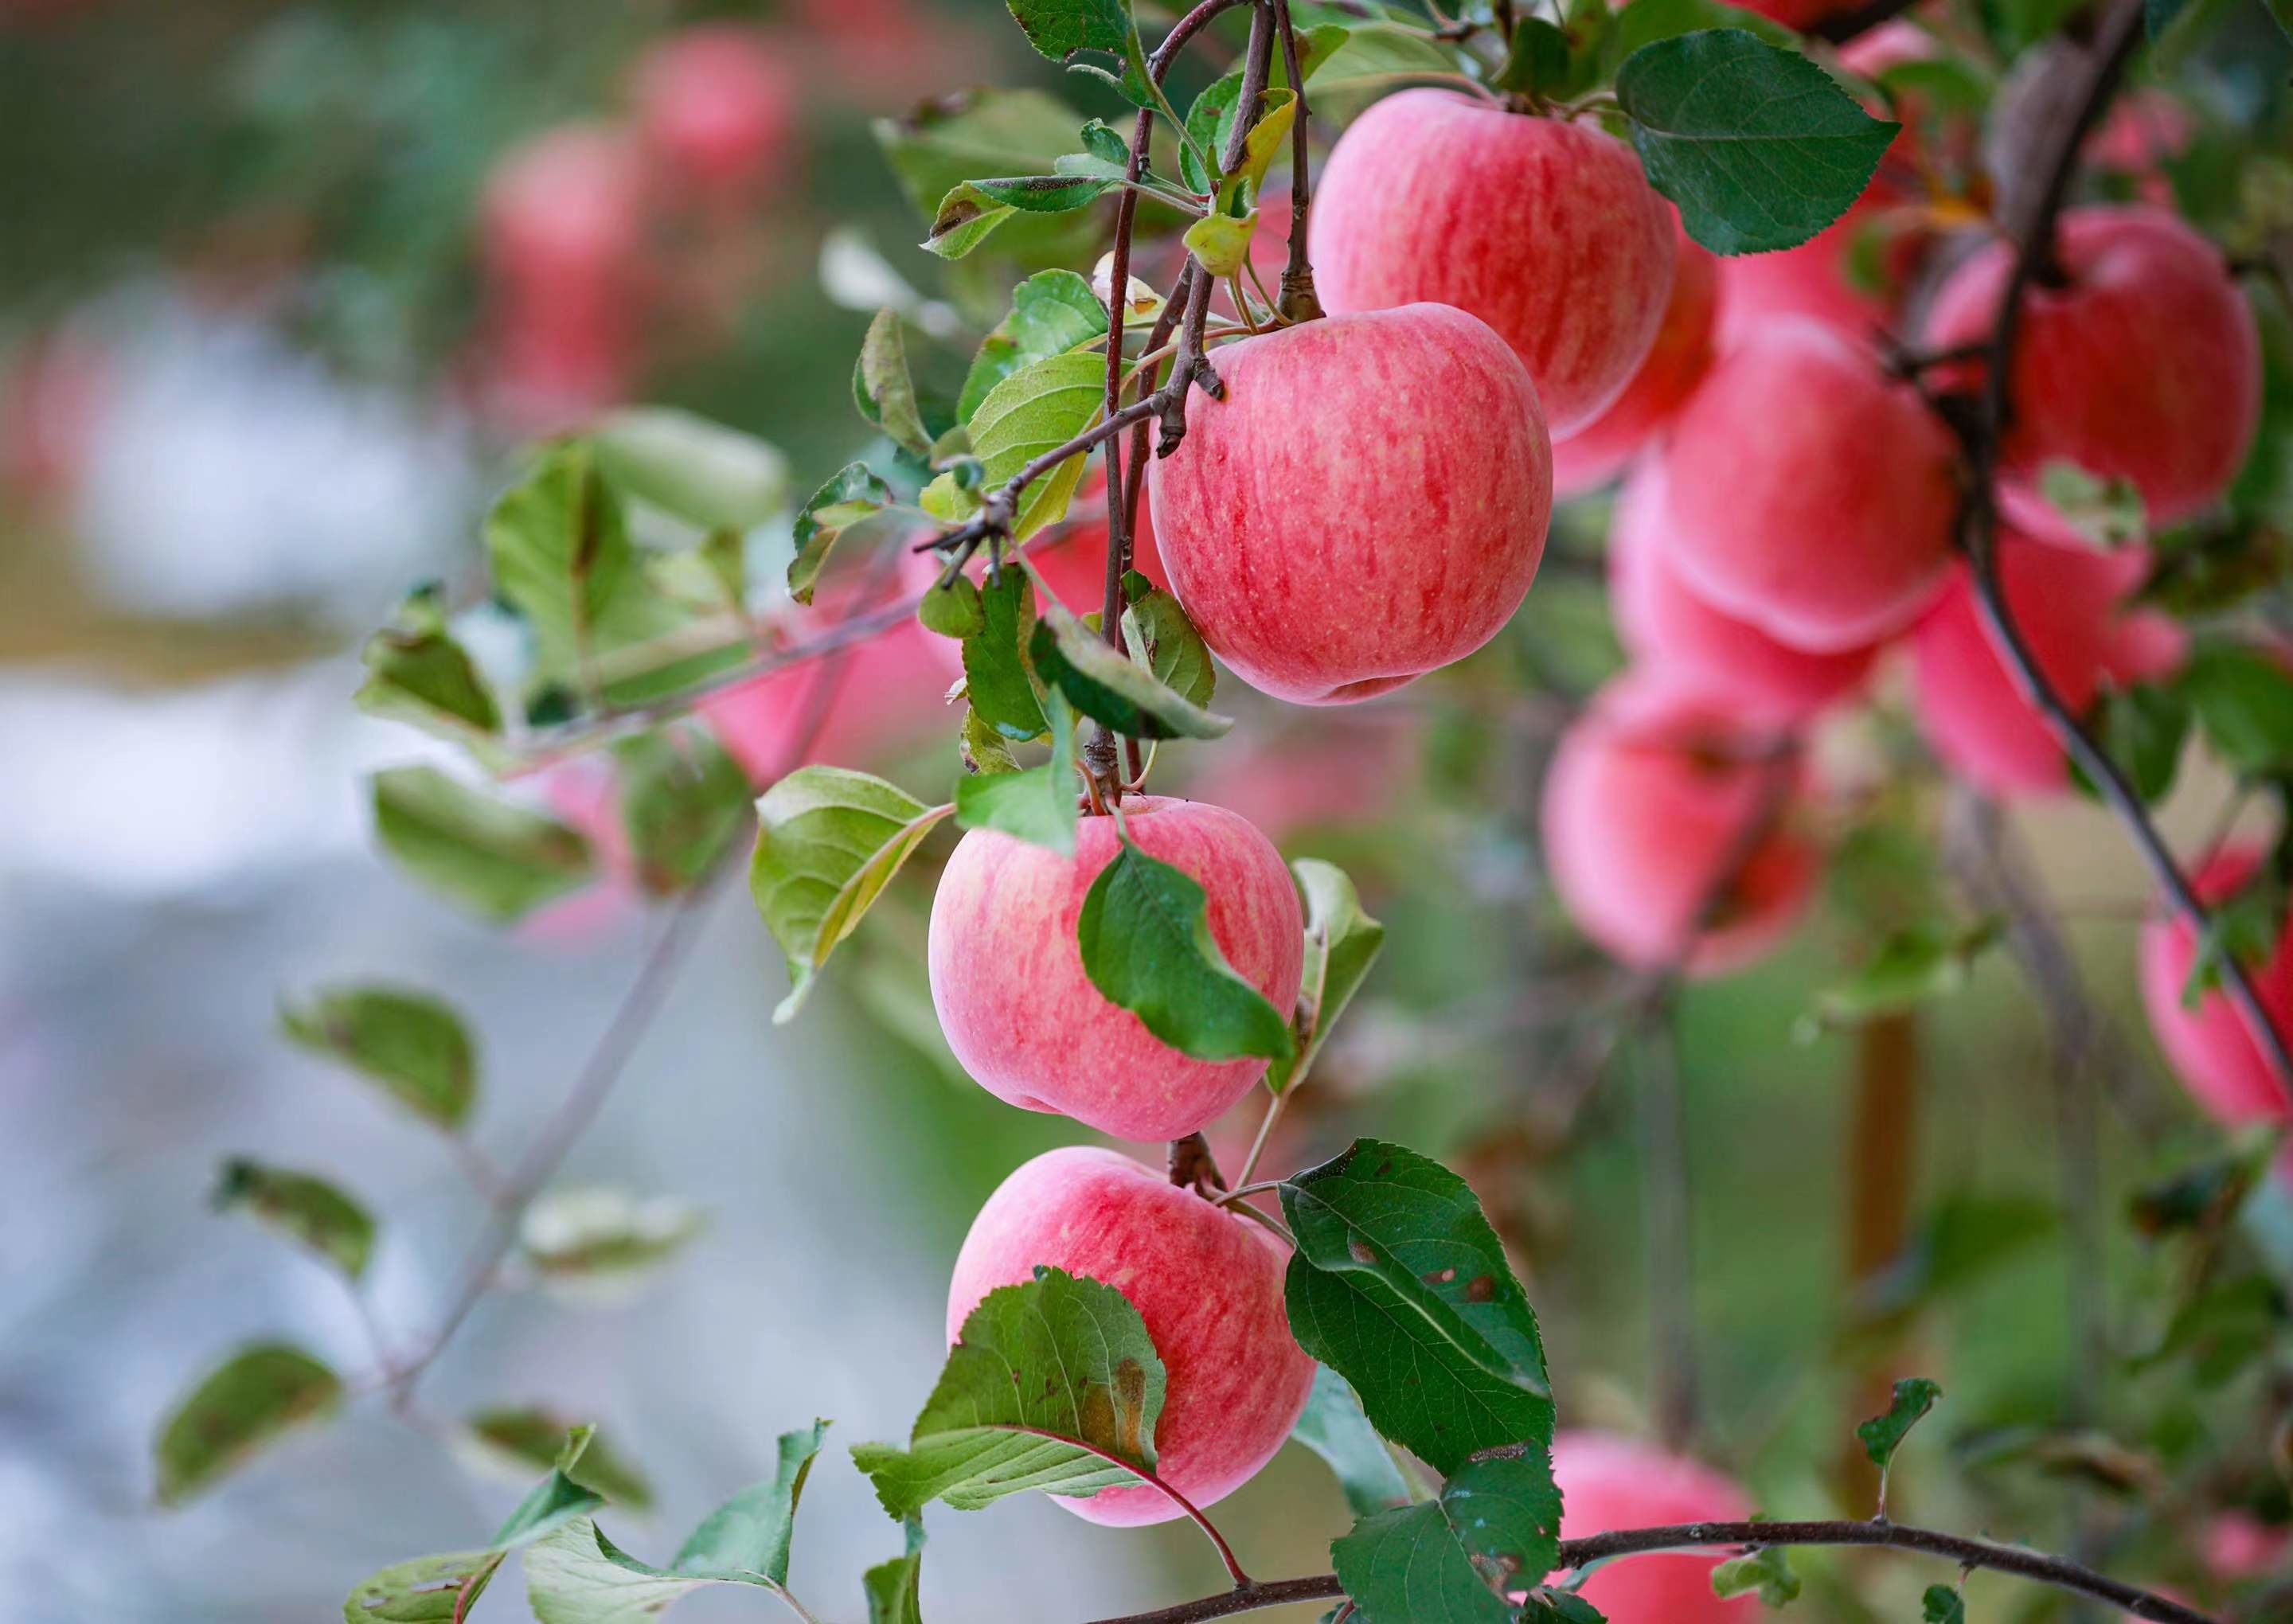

[1308,92,1676,435]
[1654,318,1958,652]
[1923,205,2260,532]
[1553,225,1721,498]
[1545,1431,1756,1621]
[1715,180,1904,350]
[928,797,1304,1139]
[631,25,798,205]
[2139,844,2293,1127]
[1910,534,2186,798]
[1178,713,1418,843]
[1608,460,1877,725]
[1149,303,1551,705]
[1541,673,1815,976]
[482,123,646,298]
[947,1146,1314,1525]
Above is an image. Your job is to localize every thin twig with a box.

[1270,0,1323,322]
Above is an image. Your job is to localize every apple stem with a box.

[1167,1130,1229,1194]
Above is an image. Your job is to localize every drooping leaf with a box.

[1856,1376,1944,1473]
[525,1522,712,1623]
[1266,860,1385,1094]
[924,181,1020,259]
[613,728,752,896]
[960,270,1111,421]
[1304,21,1467,98]
[863,1521,927,1624]
[1119,576,1216,710]
[673,1421,830,1582]
[154,1343,342,1506]
[1290,1364,1413,1517]
[1029,599,1234,741]
[460,1410,655,1510]
[850,1267,1166,1518]
[592,408,788,534]
[1077,840,1296,1061]
[343,1450,606,1623]
[1711,1545,1801,1605]
[1330,1502,1515,1624]
[354,591,506,766]
[969,351,1104,541]
[2178,641,2293,777]
[963,565,1049,742]
[1493,18,1576,96]
[1922,1584,1967,1624]
[956,685,1080,853]
[1440,1446,1564,1591]
[877,90,1103,269]
[279,983,477,1131]
[2075,681,2189,804]
[370,766,595,923]
[519,1188,705,1296]
[1616,29,1900,255]
[788,462,899,606]
[854,310,935,456]
[749,766,955,1021]
[213,1158,376,1279]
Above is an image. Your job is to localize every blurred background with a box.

[2,1,2288,1620]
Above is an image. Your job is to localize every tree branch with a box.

[1271,0,1323,322]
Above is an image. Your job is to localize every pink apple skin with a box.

[1149,303,1551,705]
[1924,205,2260,531]
[1909,537,2186,798]
[1541,673,1815,977]
[1180,714,1418,844]
[1544,1432,1756,1621]
[928,798,1305,1140]
[1608,461,1877,725]
[947,1146,1314,1526]
[1309,92,1675,434]
[1656,318,1957,652]
[1553,227,1721,498]
[482,124,646,295]
[2139,844,2293,1127]
[631,26,797,203]
[1715,182,1897,349]
[1007,470,1167,615]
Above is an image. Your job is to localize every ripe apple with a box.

[1910,534,2186,797]
[2139,843,2293,1127]
[1149,303,1551,705]
[1308,92,1675,435]
[1654,318,1958,652]
[1923,205,2260,532]
[1178,713,1417,844]
[482,123,646,299]
[947,1146,1314,1525]
[928,797,1304,1140]
[1553,225,1721,498]
[1545,1431,1756,1621]
[1714,180,1908,350]
[1608,460,1877,725]
[1541,673,1815,976]
[631,25,798,204]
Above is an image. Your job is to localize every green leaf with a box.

[788,462,898,606]
[343,1453,606,1623]
[1029,599,1235,740]
[918,572,987,639]
[2036,459,2147,548]
[279,983,476,1130]
[154,1342,342,1505]
[213,1158,375,1279]
[592,408,788,534]
[1617,29,1900,255]
[877,90,1103,268]
[1330,1502,1514,1624]
[1441,1445,1564,1592]
[970,351,1104,541]
[963,566,1049,740]
[1077,839,1296,1061]
[1119,577,1216,710]
[613,728,752,896]
[1923,1583,1968,1622]
[1281,1141,1552,1475]
[970,173,1118,213]
[850,1266,1166,1518]
[519,1188,705,1292]
[2076,681,2189,805]
[370,766,595,923]
[1518,1592,1607,1624]
[751,766,955,1021]
[1604,0,1794,59]
[863,1521,927,1624]
[1493,18,1575,96]
[672,1421,830,1582]
[961,270,1111,422]
[1290,1364,1413,1517]
[855,310,934,457]
[963,705,1025,775]
[956,686,1080,853]
[1184,209,1258,277]
[1801,917,2002,1036]
[354,593,506,766]
[924,181,1019,259]
[460,1410,655,1510]
[1856,1376,1944,1472]
[525,1522,711,1623]
[1853,1195,2057,1325]
[1711,1545,1800,1605]
[1006,0,1137,61]
[2178,642,2293,776]
[1305,21,1466,96]
[1266,859,1385,1094]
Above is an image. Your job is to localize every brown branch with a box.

[1271,0,1323,322]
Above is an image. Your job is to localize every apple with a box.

[1714,180,1908,350]
[1545,1431,1756,1621]
[631,25,798,205]
[1541,673,1815,976]
[482,123,646,299]
[1149,303,1551,705]
[1922,205,2260,532]
[1178,713,1418,843]
[947,1146,1314,1525]
[2139,843,2293,1127]
[1910,534,2186,797]
[1553,225,1721,498]
[1308,92,1675,435]
[1654,318,1958,652]
[1608,460,1877,725]
[928,797,1304,1140]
